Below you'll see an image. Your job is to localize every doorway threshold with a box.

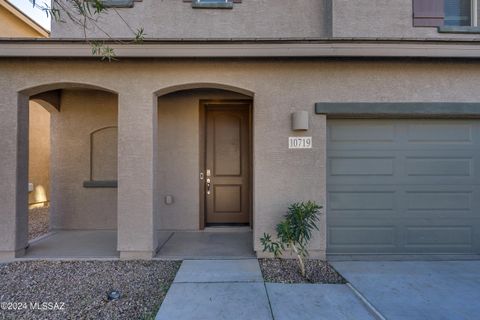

[204,226,251,233]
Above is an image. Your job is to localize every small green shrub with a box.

[260,201,322,277]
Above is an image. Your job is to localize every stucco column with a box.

[0,92,29,260]
[117,90,158,259]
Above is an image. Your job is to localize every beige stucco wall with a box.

[1,58,480,258]
[157,89,250,230]
[51,0,330,39]
[0,4,45,38]
[332,0,480,39]
[28,101,50,206]
[50,89,118,230]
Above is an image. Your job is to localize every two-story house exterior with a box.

[1,0,480,260]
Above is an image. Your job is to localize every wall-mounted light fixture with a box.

[291,111,309,131]
[165,195,174,205]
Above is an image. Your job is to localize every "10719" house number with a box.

[288,137,313,149]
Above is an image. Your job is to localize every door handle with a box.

[206,178,211,195]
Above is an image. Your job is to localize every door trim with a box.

[199,99,253,229]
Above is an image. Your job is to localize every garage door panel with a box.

[328,223,477,254]
[327,119,480,255]
[329,191,396,211]
[403,151,480,184]
[405,226,473,247]
[328,150,399,158]
[402,185,480,219]
[406,122,474,143]
[327,152,479,185]
[406,157,472,177]
[328,226,397,247]
[329,121,396,142]
[329,119,480,150]
[328,151,401,185]
[330,157,394,176]
[330,173,478,187]
[406,191,472,211]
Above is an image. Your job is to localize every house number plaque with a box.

[288,137,312,149]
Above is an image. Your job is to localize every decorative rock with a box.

[259,259,346,284]
[0,260,181,319]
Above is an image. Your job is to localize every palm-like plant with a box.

[260,201,322,277]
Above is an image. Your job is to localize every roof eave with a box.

[0,39,479,58]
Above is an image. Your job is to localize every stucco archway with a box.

[154,82,254,98]
[13,82,119,258]
[19,82,118,97]
[154,83,256,258]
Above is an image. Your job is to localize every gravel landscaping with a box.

[259,259,346,284]
[0,260,181,320]
[29,206,50,241]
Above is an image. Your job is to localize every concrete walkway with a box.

[332,261,480,320]
[156,259,375,320]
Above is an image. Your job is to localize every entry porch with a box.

[0,59,327,261]
[21,230,254,260]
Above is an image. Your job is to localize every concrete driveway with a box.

[332,261,480,320]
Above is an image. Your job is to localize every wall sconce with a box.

[291,111,309,131]
[165,195,174,205]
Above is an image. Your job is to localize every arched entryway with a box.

[154,84,256,258]
[14,83,119,258]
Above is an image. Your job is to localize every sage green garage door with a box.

[327,119,480,255]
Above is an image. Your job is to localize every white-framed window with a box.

[444,0,478,26]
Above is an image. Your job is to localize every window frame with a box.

[196,0,230,3]
[414,0,480,33]
[472,0,478,26]
[444,0,478,27]
[184,0,242,9]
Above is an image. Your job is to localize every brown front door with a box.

[204,102,251,225]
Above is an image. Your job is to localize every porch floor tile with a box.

[25,230,118,259]
[155,231,255,259]
[174,259,263,283]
